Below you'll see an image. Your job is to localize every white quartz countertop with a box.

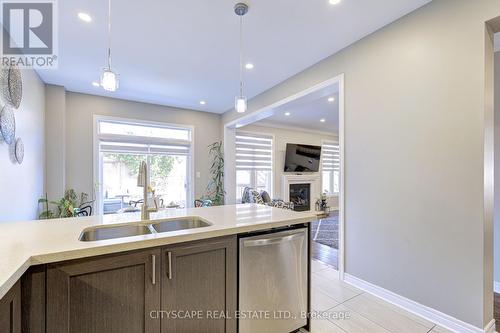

[0,204,315,299]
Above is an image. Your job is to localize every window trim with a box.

[235,129,275,199]
[93,115,195,214]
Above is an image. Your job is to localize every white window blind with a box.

[97,119,192,156]
[322,140,340,195]
[99,141,191,156]
[235,132,273,170]
[235,132,273,200]
[321,141,340,172]
[99,120,191,141]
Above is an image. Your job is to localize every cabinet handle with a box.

[167,251,172,280]
[151,254,156,285]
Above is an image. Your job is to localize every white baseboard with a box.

[344,274,495,333]
[484,319,496,333]
[494,281,500,294]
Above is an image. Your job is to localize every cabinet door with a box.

[47,248,161,333]
[161,236,237,333]
[0,280,21,333]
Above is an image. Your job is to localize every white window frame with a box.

[93,115,195,214]
[235,130,275,200]
[321,139,340,197]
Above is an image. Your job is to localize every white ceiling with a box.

[255,83,340,133]
[36,0,431,113]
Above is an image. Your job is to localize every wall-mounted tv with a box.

[284,144,322,172]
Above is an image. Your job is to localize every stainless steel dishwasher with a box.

[239,227,308,333]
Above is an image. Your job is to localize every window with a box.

[96,118,193,214]
[99,121,190,140]
[235,132,273,201]
[321,141,340,195]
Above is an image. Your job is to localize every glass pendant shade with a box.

[235,96,247,113]
[100,68,119,92]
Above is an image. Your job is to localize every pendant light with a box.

[234,3,249,113]
[100,0,119,92]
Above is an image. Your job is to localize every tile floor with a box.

[309,260,454,333]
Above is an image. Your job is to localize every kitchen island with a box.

[0,204,315,333]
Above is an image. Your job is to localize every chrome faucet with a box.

[137,161,157,220]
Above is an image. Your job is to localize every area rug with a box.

[310,211,339,249]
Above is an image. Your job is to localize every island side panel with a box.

[21,265,46,333]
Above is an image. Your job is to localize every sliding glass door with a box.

[95,117,193,214]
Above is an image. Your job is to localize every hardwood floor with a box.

[312,240,338,269]
[311,212,339,269]
[311,213,339,249]
[495,293,500,329]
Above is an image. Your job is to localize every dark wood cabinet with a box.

[161,236,237,333]
[21,265,46,333]
[18,236,238,333]
[0,280,21,333]
[46,248,161,333]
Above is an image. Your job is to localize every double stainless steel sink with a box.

[79,217,211,242]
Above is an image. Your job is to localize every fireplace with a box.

[289,183,311,212]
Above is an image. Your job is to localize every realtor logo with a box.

[1,0,57,68]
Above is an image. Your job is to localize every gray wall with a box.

[45,85,66,201]
[0,69,45,222]
[224,0,498,328]
[64,92,222,202]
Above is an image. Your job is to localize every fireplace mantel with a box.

[282,173,321,212]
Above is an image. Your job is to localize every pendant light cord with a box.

[107,0,112,69]
[239,14,243,98]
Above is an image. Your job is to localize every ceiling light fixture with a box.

[234,3,249,113]
[320,118,326,123]
[78,12,92,22]
[329,0,342,5]
[92,81,100,87]
[100,0,119,92]
[285,112,291,116]
[200,100,206,105]
[328,97,335,102]
[245,63,254,70]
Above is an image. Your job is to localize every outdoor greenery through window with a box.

[97,119,192,214]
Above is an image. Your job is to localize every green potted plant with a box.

[38,189,94,219]
[202,141,225,206]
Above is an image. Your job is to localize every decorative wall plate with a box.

[0,104,15,144]
[14,138,24,164]
[1,65,22,109]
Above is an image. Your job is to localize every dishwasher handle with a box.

[243,229,306,247]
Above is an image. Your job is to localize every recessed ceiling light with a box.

[328,97,335,102]
[245,63,254,70]
[92,81,100,87]
[329,0,341,5]
[78,12,92,22]
[285,112,291,116]
[199,100,206,105]
[320,118,326,123]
